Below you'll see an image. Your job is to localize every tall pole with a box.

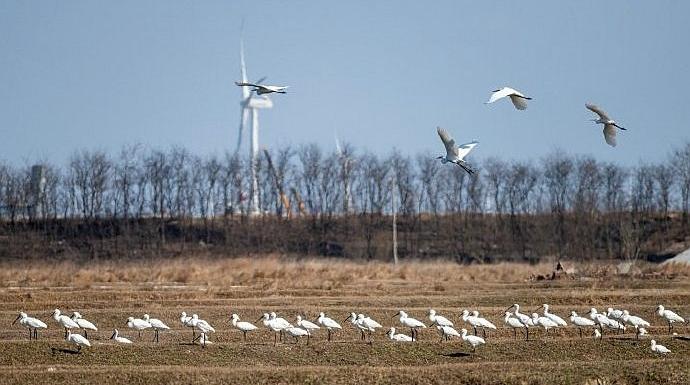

[392,175,398,265]
[249,109,260,215]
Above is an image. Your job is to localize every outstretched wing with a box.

[603,124,617,147]
[486,87,513,104]
[456,141,479,160]
[509,95,529,110]
[586,103,610,120]
[235,81,259,88]
[437,127,457,156]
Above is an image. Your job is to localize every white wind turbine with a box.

[236,37,273,215]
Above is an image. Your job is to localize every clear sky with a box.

[1,1,689,166]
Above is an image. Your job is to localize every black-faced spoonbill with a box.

[357,313,382,343]
[231,313,258,341]
[143,314,170,342]
[257,313,288,345]
[110,329,132,344]
[387,327,412,342]
[188,314,215,344]
[13,312,47,340]
[585,103,627,147]
[316,312,342,342]
[126,316,151,338]
[485,87,532,110]
[393,311,426,342]
[569,311,595,339]
[650,339,671,354]
[504,312,527,340]
[52,309,79,339]
[345,312,368,341]
[66,330,90,352]
[656,305,685,334]
[71,312,98,339]
[429,310,454,341]
[460,328,485,352]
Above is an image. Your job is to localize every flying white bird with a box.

[541,304,568,327]
[110,329,132,344]
[52,309,79,339]
[143,314,169,343]
[485,87,532,110]
[504,312,527,340]
[235,81,289,95]
[570,311,595,339]
[13,312,47,340]
[436,127,478,175]
[650,339,671,354]
[296,315,320,343]
[586,103,627,147]
[126,316,151,338]
[656,305,685,333]
[66,330,91,352]
[435,325,462,342]
[460,328,485,352]
[394,310,426,342]
[71,312,98,339]
[316,312,342,342]
[231,313,258,341]
[387,327,413,342]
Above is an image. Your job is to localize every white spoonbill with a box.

[472,310,497,338]
[586,103,627,147]
[532,313,559,336]
[460,310,483,336]
[296,315,320,343]
[621,310,650,329]
[66,330,90,352]
[181,312,196,340]
[231,313,258,341]
[258,313,284,345]
[270,312,292,342]
[656,305,685,333]
[387,327,413,342]
[541,304,567,326]
[126,316,151,338]
[285,326,310,344]
[460,328,485,352]
[435,325,461,342]
[346,312,368,341]
[429,309,454,341]
[607,307,624,322]
[110,329,132,344]
[635,325,648,339]
[52,309,79,338]
[13,312,47,340]
[650,339,671,354]
[188,314,215,344]
[357,313,383,343]
[504,312,527,340]
[394,311,426,342]
[436,127,478,175]
[71,312,98,339]
[235,81,289,95]
[143,314,169,342]
[570,311,595,339]
[316,312,342,342]
[485,87,532,110]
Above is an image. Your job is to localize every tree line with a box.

[1,142,689,262]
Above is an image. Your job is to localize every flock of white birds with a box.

[11,304,685,355]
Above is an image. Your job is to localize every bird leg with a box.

[473,326,477,336]
[482,328,486,338]
[243,331,247,342]
[84,330,88,339]
[28,329,32,340]
[328,329,331,342]
[525,328,529,341]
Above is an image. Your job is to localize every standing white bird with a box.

[586,103,627,147]
[590,308,625,335]
[485,87,532,110]
[650,339,671,354]
[635,325,648,339]
[66,330,90,352]
[285,326,310,344]
[52,309,79,339]
[435,325,462,342]
[110,329,132,344]
[607,307,624,322]
[460,310,483,336]
[504,312,527,340]
[143,314,170,342]
[346,312,368,341]
[235,81,289,95]
[429,309,454,341]
[570,311,596,339]
[532,313,559,336]
[126,316,151,338]
[357,313,383,343]
[181,312,196,340]
[196,332,213,347]
[394,311,426,342]
[541,304,568,327]
[296,315,320,343]
[71,312,98,339]
[472,310,497,338]
[656,305,685,334]
[621,310,650,329]
[258,313,284,345]
[187,314,215,344]
[316,312,342,342]
[593,328,601,340]
[231,313,258,341]
[387,327,413,342]
[460,328,485,352]
[270,312,292,342]
[13,312,47,340]
[436,127,478,175]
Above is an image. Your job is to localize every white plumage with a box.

[67,330,91,352]
[387,327,413,342]
[13,312,48,340]
[110,329,132,344]
[428,309,453,327]
[53,309,79,338]
[650,339,671,354]
[317,312,342,342]
[126,316,152,338]
[570,311,595,339]
[143,314,169,342]
[395,310,426,341]
[435,325,461,342]
[486,87,532,110]
[71,312,98,338]
[460,328,485,351]
[542,304,568,326]
[436,127,478,174]
[656,305,685,333]
[586,103,626,147]
[504,312,527,340]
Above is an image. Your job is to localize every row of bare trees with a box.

[1,142,689,261]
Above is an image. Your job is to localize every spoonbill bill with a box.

[143,314,169,342]
[231,313,258,341]
[504,312,527,340]
[110,329,132,344]
[570,311,595,339]
[656,305,685,334]
[71,312,98,339]
[316,312,342,342]
[586,103,626,147]
[650,339,671,354]
[13,312,47,340]
[393,311,426,342]
[436,127,478,175]
[541,304,568,326]
[387,327,413,342]
[485,87,532,110]
[126,316,151,338]
[460,328,485,352]
[66,330,90,352]
[52,309,79,338]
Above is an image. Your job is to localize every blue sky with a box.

[1,1,689,166]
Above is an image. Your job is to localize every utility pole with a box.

[392,175,398,265]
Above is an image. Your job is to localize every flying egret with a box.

[66,330,90,352]
[143,314,169,342]
[541,304,568,327]
[621,310,650,329]
[586,103,627,147]
[285,326,310,344]
[393,311,426,342]
[316,312,342,342]
[52,309,79,338]
[532,313,559,336]
[485,87,532,110]
[12,312,47,340]
[71,312,98,339]
[110,329,132,344]
[296,315,320,343]
[656,305,685,333]
[235,81,289,95]
[436,127,478,175]
[387,327,413,342]
[650,339,671,354]
[460,328,485,352]
[434,325,461,342]
[504,312,527,340]
[472,310,497,338]
[126,316,151,338]
[570,311,596,339]
[231,313,258,341]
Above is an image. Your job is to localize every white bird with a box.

[590,308,625,335]
[235,81,289,95]
[52,309,79,338]
[231,313,258,341]
[387,327,413,342]
[126,316,151,338]
[258,313,283,345]
[460,328,485,352]
[143,314,169,343]
[196,332,213,347]
[542,304,568,326]
[460,310,483,336]
[357,313,383,342]
[532,313,559,336]
[650,339,671,354]
[472,310,497,338]
[110,329,132,344]
[316,312,342,342]
[586,103,627,147]
[66,330,91,352]
[570,311,596,339]
[71,312,98,339]
[269,312,293,342]
[181,312,196,340]
[594,328,601,340]
[296,315,320,343]
[435,325,462,342]
[635,325,648,339]
[506,304,533,327]
[285,326,310,344]
[485,87,532,110]
[346,312,368,341]
[656,305,685,334]
[504,312,527,340]
[13,312,47,340]
[621,310,650,329]
[187,314,215,344]
[394,310,426,342]
[436,127,478,175]
[607,307,624,321]
[429,309,453,327]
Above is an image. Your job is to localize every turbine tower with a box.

[237,38,272,215]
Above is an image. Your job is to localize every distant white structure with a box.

[29,164,46,219]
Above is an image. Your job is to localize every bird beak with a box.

[255,316,262,323]
[110,331,116,339]
[505,305,514,312]
[12,314,21,325]
[344,315,351,322]
[391,312,400,319]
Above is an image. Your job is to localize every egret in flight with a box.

[486,87,532,110]
[235,81,288,95]
[586,103,627,147]
[436,127,478,175]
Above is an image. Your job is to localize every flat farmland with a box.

[0,258,688,385]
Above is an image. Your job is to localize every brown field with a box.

[0,257,689,385]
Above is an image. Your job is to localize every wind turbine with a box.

[236,37,272,215]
